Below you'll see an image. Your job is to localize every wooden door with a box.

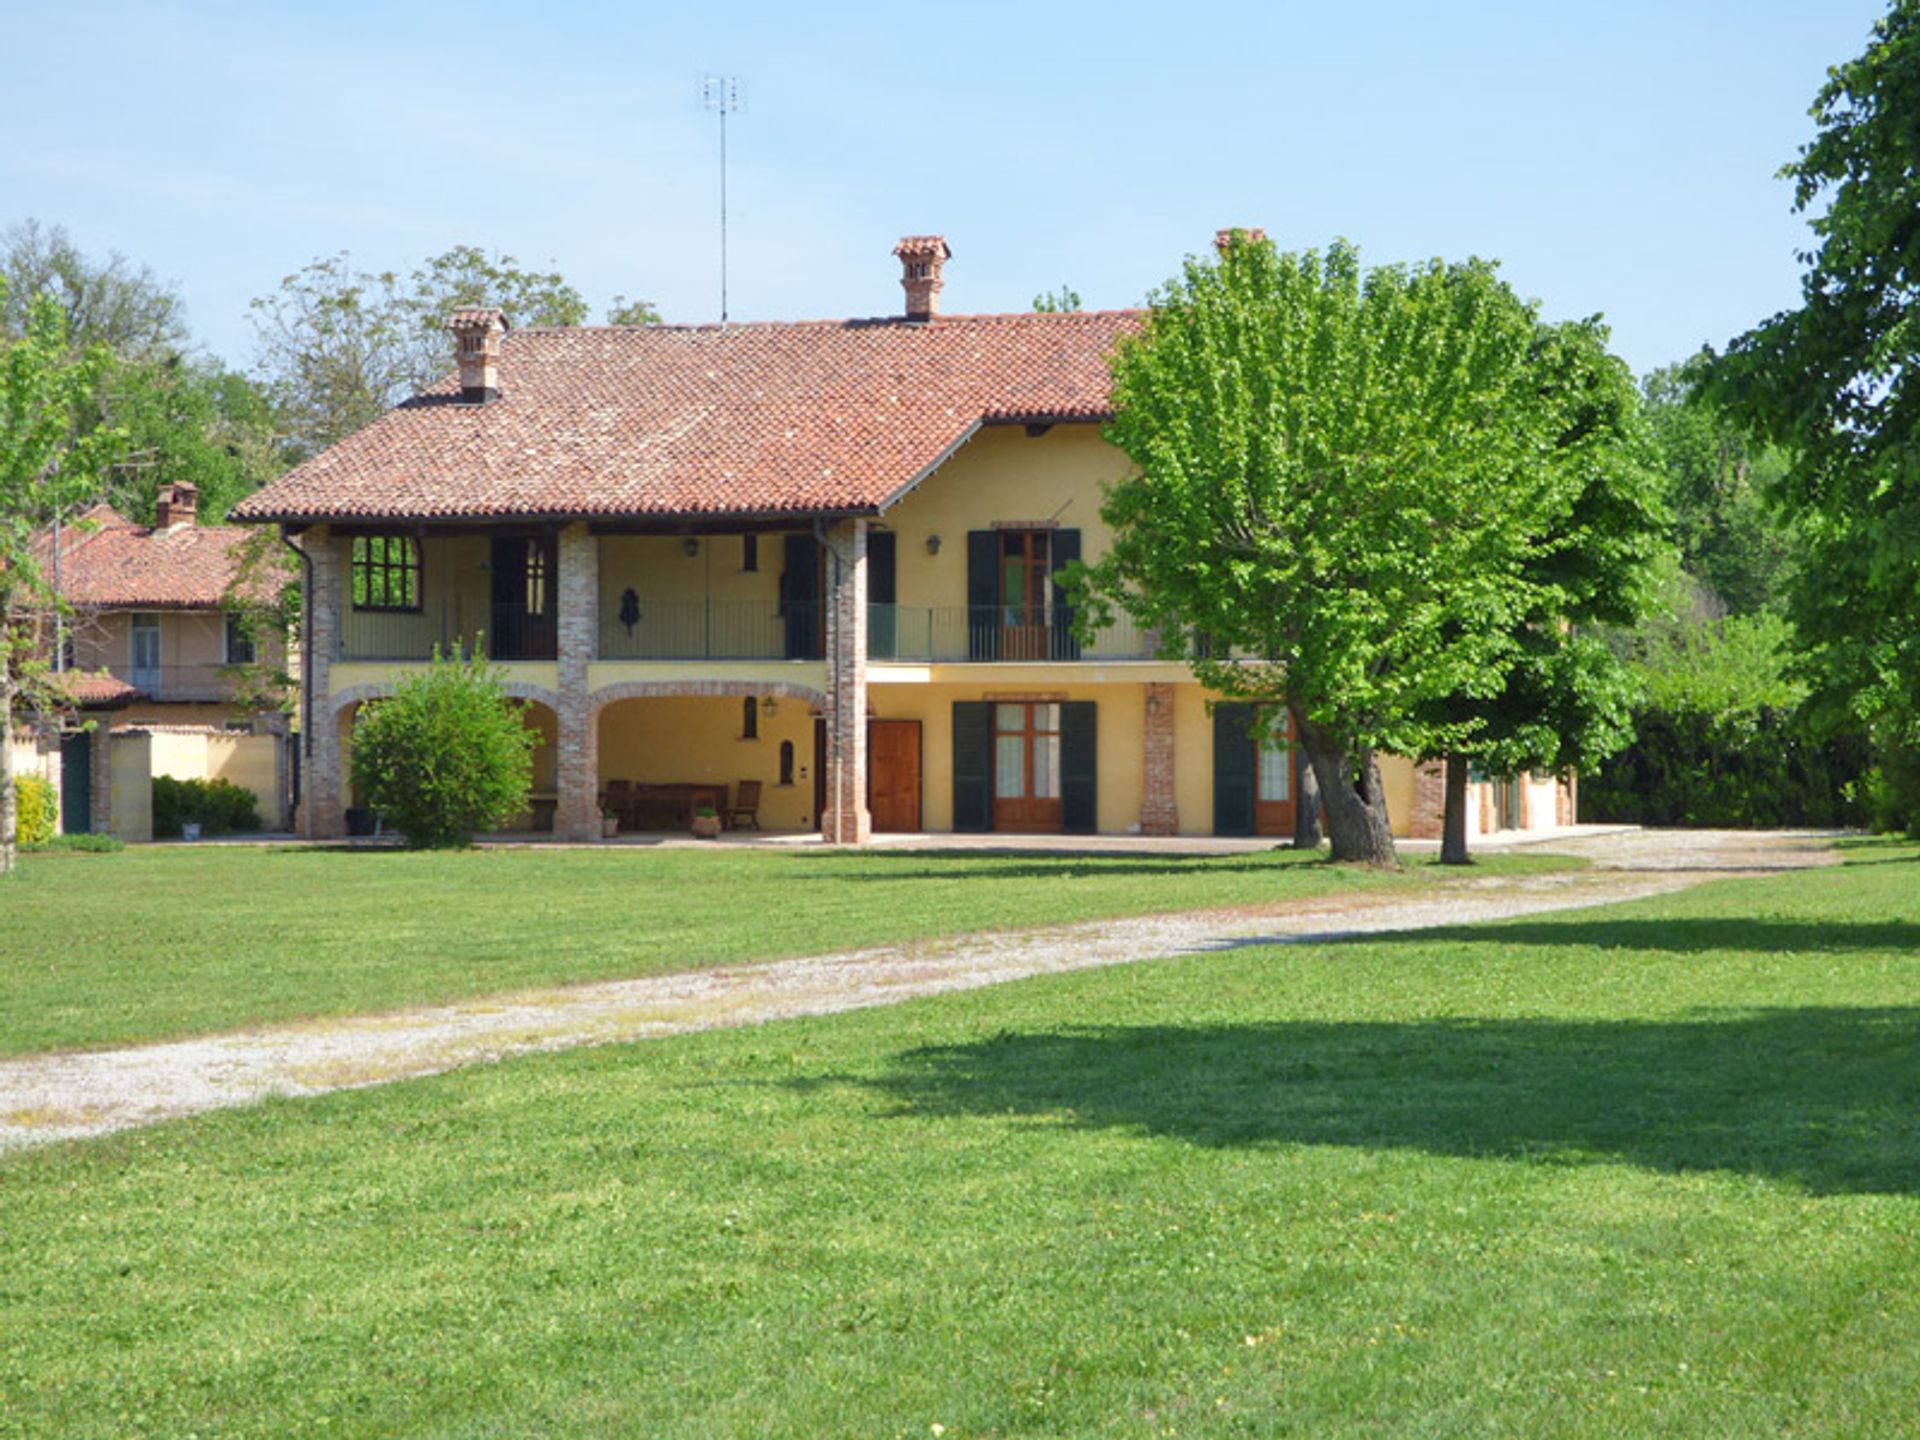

[992,701,1063,832]
[812,716,827,831]
[999,530,1051,661]
[1253,710,1297,837]
[868,719,921,832]
[491,535,557,660]
[60,730,91,835]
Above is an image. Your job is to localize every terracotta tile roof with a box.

[39,506,270,610]
[231,310,1141,525]
[53,672,143,707]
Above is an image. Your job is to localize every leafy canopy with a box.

[1082,237,1573,763]
[348,645,536,849]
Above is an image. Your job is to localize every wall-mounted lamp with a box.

[761,695,778,716]
[925,534,942,556]
[683,536,700,557]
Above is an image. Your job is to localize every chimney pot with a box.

[448,307,509,401]
[893,235,951,322]
[1214,226,1269,253]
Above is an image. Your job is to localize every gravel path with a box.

[0,828,1838,1154]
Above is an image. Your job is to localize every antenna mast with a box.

[700,75,744,323]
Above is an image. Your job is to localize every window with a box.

[1257,733,1291,802]
[524,542,548,616]
[779,740,795,786]
[741,534,758,572]
[994,702,1061,801]
[742,695,759,739]
[224,613,256,666]
[350,534,421,612]
[999,530,1051,623]
[130,613,161,680]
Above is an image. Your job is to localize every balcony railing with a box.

[599,601,823,661]
[339,600,556,662]
[102,663,238,703]
[870,606,1155,663]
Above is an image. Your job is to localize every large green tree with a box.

[0,219,187,360]
[1708,0,1920,831]
[1078,236,1581,864]
[1419,317,1669,862]
[0,282,120,873]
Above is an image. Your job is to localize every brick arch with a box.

[331,679,563,718]
[588,678,827,720]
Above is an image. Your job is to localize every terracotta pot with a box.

[602,817,619,839]
[690,815,722,840]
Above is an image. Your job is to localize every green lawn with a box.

[0,842,1570,1056]
[3,839,1918,1437]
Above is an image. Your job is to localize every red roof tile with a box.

[231,310,1140,525]
[39,506,271,609]
[53,672,142,707]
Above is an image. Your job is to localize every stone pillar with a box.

[88,718,112,836]
[298,526,345,839]
[1139,682,1178,836]
[554,523,600,841]
[820,519,871,844]
[1409,760,1446,841]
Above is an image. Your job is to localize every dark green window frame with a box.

[350,534,422,612]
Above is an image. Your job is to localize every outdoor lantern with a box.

[683,536,700,557]
[761,695,778,716]
[926,533,941,555]
[619,588,641,635]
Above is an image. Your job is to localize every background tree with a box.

[253,245,638,456]
[1708,0,1920,833]
[1,219,187,359]
[1077,236,1573,864]
[348,645,536,848]
[1032,284,1082,313]
[0,281,121,873]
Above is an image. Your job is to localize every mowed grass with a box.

[3,841,1917,1437]
[0,842,1572,1056]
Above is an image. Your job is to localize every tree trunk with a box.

[1292,743,1321,850]
[1440,752,1471,865]
[0,640,15,877]
[1295,714,1397,866]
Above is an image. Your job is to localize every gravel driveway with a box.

[0,828,1838,1154]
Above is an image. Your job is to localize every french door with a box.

[993,701,1062,832]
[998,530,1051,661]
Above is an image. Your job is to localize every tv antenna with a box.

[701,75,744,323]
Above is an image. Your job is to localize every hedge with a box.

[152,775,262,839]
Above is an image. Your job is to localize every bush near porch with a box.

[1,841,1915,1436]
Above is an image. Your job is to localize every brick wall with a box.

[1140,682,1178,835]
[1409,759,1446,840]
[819,518,871,844]
[554,523,600,841]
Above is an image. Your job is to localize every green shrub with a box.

[348,644,535,848]
[13,776,56,845]
[152,775,263,839]
[22,832,123,854]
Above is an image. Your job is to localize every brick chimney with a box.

[154,482,198,530]
[448,307,508,402]
[894,236,951,322]
[1214,226,1268,253]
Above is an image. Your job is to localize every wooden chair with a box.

[723,780,762,831]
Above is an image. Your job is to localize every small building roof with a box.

[39,504,271,610]
[231,309,1141,526]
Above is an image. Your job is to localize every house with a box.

[33,483,294,834]
[231,235,1573,844]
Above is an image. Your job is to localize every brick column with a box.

[1139,682,1178,835]
[1409,760,1446,840]
[820,519,871,845]
[88,719,112,836]
[298,526,345,839]
[554,523,600,841]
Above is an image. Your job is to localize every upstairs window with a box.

[351,534,421,612]
[224,613,257,665]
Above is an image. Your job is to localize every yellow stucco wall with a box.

[597,534,794,660]
[330,660,563,700]
[336,534,492,658]
[142,727,284,829]
[597,695,817,830]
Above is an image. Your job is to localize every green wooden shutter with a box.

[782,534,821,660]
[1213,703,1256,836]
[952,701,993,832]
[1049,528,1082,660]
[1060,700,1097,834]
[966,530,999,660]
[868,529,897,659]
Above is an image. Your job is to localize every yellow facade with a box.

[596,696,817,831]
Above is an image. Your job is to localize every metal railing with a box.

[339,600,556,662]
[104,662,237,702]
[599,601,822,661]
[870,606,1156,663]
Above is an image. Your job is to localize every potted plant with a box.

[601,809,620,839]
[690,803,721,840]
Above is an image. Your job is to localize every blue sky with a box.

[0,0,1887,376]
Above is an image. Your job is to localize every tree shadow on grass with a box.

[1286,916,1920,957]
[810,1008,1920,1195]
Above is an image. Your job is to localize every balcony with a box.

[339,601,557,662]
[104,663,239,703]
